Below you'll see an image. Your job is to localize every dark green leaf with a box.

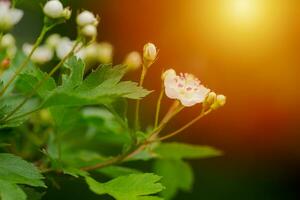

[154,159,193,199]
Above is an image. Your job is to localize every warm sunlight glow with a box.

[229,0,261,24]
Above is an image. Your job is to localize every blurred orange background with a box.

[82,0,300,161]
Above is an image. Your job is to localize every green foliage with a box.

[0,153,45,200]
[153,143,222,199]
[154,159,193,199]
[0,153,45,187]
[41,58,151,108]
[0,180,26,200]
[155,142,222,160]
[86,173,165,200]
[0,15,223,200]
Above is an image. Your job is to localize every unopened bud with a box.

[211,94,226,110]
[46,34,61,49]
[43,0,64,19]
[97,42,113,63]
[62,8,72,20]
[124,51,142,71]
[143,43,157,65]
[81,24,97,38]
[76,11,98,27]
[0,34,15,48]
[217,95,226,106]
[1,58,10,69]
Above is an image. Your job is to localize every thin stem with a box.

[157,109,212,142]
[0,32,3,43]
[134,66,147,130]
[154,83,164,128]
[80,102,184,172]
[2,40,81,121]
[0,26,49,97]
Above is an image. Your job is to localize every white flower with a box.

[55,37,82,59]
[0,33,15,48]
[55,37,73,59]
[43,0,64,19]
[76,11,98,27]
[45,34,61,49]
[0,1,23,31]
[124,51,142,71]
[163,69,210,107]
[23,43,54,64]
[143,43,157,63]
[81,24,97,37]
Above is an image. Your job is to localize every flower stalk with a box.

[2,40,81,122]
[0,25,49,97]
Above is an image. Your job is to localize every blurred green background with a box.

[12,0,300,199]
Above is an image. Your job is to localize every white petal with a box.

[10,9,23,24]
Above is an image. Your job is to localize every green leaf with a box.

[0,96,39,128]
[155,142,222,160]
[0,52,36,96]
[154,159,193,199]
[63,167,89,178]
[97,166,141,178]
[16,68,56,98]
[0,153,46,187]
[86,173,165,200]
[41,57,151,108]
[0,180,26,200]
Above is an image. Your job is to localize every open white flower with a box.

[23,43,53,64]
[55,37,82,59]
[163,69,210,107]
[0,1,23,31]
[55,37,73,59]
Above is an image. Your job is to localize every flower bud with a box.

[43,0,64,19]
[124,51,142,71]
[0,34,15,48]
[211,94,226,110]
[97,42,113,63]
[46,34,61,49]
[81,24,97,38]
[62,8,72,20]
[1,58,10,70]
[143,43,157,64]
[217,95,226,106]
[76,11,98,27]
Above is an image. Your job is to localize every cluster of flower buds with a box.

[0,1,23,32]
[204,92,226,110]
[0,33,17,58]
[76,10,99,39]
[142,43,158,67]
[43,0,71,20]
